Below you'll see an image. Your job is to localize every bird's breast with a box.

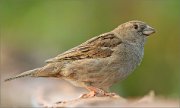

[110,43,144,78]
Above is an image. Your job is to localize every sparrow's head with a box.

[113,20,155,43]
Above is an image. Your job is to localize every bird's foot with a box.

[80,91,96,98]
[80,91,117,98]
[80,86,105,98]
[80,86,117,98]
[103,92,117,97]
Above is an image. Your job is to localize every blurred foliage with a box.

[1,0,180,97]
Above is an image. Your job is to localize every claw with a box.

[80,91,96,98]
[104,92,116,97]
[80,86,117,98]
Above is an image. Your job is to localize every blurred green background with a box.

[1,0,180,99]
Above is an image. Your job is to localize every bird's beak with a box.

[142,25,155,36]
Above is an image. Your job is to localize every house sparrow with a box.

[5,20,155,98]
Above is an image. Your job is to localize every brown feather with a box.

[46,33,122,63]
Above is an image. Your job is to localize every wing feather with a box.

[45,32,122,63]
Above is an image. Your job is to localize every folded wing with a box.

[46,32,122,63]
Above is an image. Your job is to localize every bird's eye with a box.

[134,24,138,29]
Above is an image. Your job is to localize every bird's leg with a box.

[87,86,117,97]
[80,91,95,98]
[80,86,106,98]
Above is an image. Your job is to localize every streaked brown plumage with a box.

[5,20,155,97]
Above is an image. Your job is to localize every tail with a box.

[4,68,40,82]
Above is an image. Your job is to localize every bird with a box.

[5,20,155,98]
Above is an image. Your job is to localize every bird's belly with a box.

[62,46,143,89]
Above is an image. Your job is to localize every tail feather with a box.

[4,68,40,82]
